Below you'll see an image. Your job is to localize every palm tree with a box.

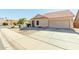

[17,18,26,28]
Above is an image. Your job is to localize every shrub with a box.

[2,22,8,26]
[13,22,17,26]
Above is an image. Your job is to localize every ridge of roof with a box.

[43,10,70,15]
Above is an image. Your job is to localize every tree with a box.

[17,18,26,28]
[13,22,17,26]
[11,22,17,28]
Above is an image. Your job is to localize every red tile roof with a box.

[32,14,48,19]
[43,10,74,18]
[32,10,74,19]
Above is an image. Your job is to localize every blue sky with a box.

[0,9,78,20]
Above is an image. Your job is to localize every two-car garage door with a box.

[49,20,70,28]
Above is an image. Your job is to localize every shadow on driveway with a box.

[20,27,79,35]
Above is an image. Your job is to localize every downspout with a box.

[69,18,71,29]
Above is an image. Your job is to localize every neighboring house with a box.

[0,18,18,26]
[74,10,79,28]
[30,10,74,28]
[0,18,6,25]
[5,20,18,26]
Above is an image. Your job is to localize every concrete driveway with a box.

[16,28,79,50]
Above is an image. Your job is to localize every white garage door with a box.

[49,20,70,28]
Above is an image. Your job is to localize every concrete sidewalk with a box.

[0,28,62,50]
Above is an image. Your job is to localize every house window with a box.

[36,20,39,25]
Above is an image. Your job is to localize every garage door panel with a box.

[49,20,69,28]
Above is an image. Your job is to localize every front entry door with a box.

[32,20,35,27]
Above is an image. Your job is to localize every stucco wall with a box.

[74,20,79,28]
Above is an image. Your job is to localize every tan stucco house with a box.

[0,18,18,26]
[74,10,79,28]
[30,10,74,28]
